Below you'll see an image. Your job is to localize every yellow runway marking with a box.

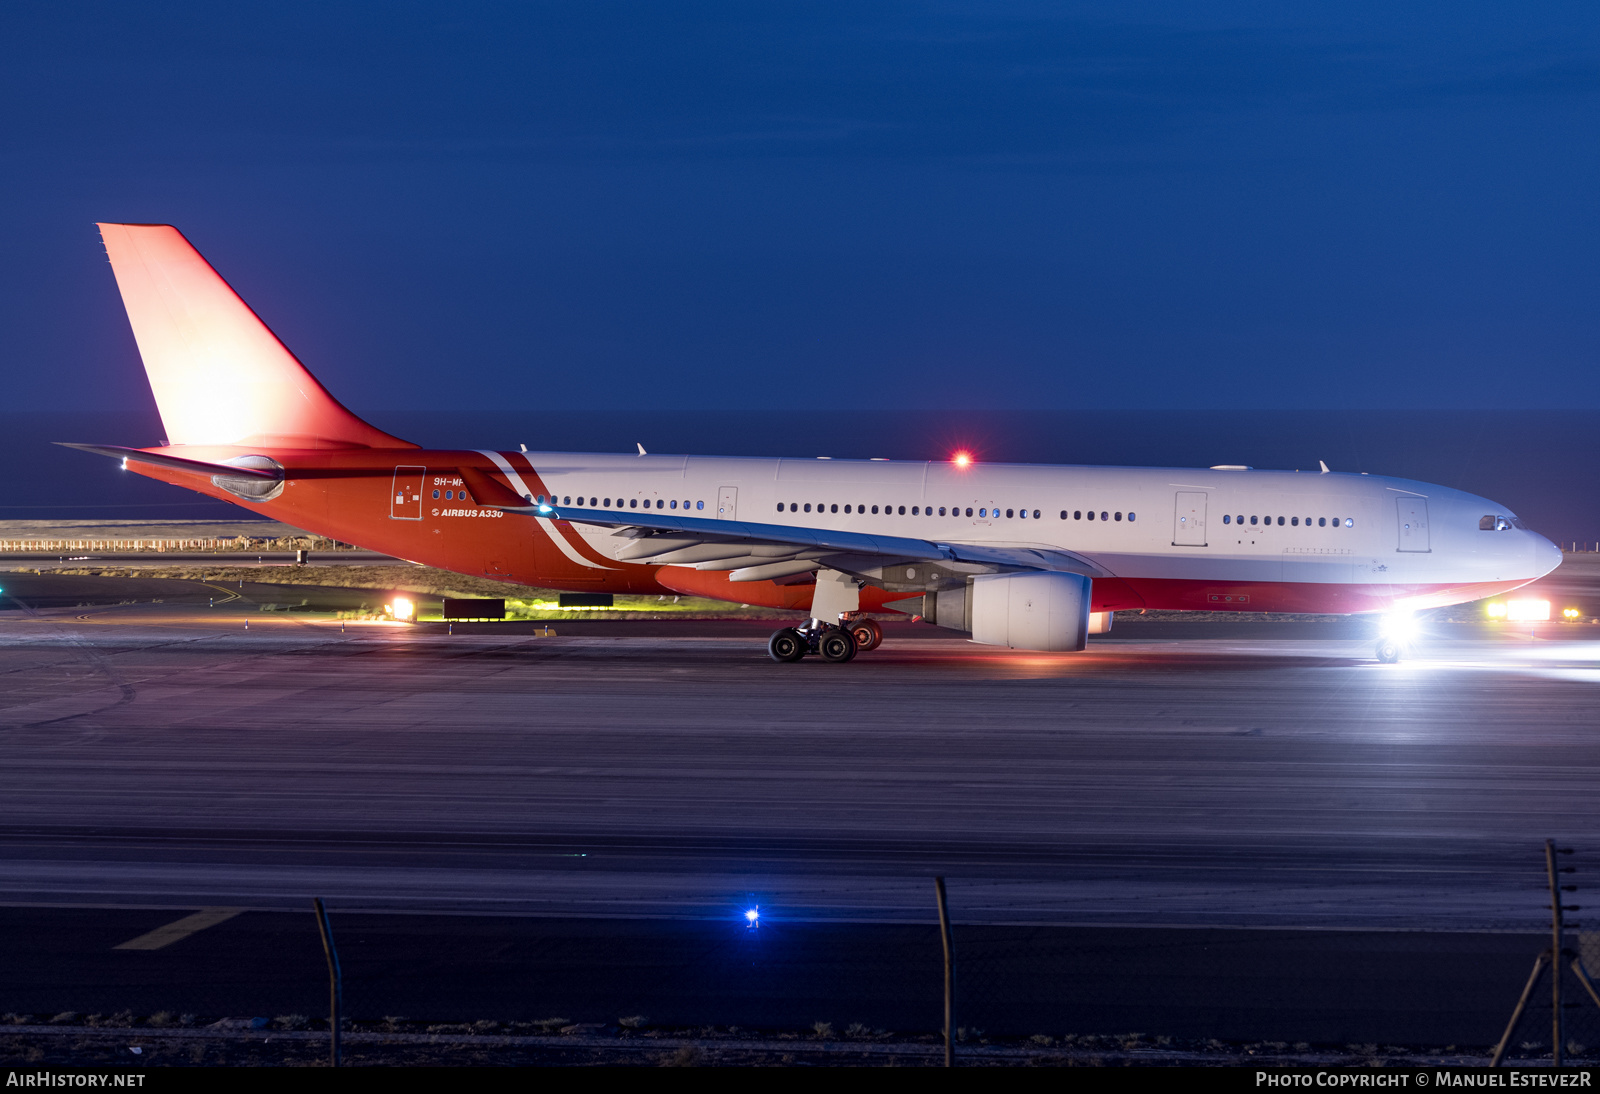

[113,907,243,951]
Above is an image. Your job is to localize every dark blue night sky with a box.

[4,1,1597,415]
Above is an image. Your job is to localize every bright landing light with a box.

[1380,611,1417,641]
[1505,599,1550,622]
[745,906,760,928]
[390,597,415,622]
[1563,607,1582,620]
[951,451,973,468]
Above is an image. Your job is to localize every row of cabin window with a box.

[777,502,1050,519]
[432,489,471,500]
[538,496,705,510]
[1058,510,1135,522]
[1223,515,1354,528]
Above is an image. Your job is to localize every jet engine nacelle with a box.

[920,572,1093,652]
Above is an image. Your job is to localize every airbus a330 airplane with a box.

[65,224,1561,663]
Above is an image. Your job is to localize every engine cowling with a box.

[918,572,1092,652]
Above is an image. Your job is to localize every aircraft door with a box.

[391,466,425,520]
[717,486,738,520]
[1396,498,1430,552]
[1172,491,1208,546]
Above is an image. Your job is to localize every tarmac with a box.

[0,569,1596,1043]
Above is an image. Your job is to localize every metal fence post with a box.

[312,897,342,1067]
[1547,840,1564,1068]
[935,876,955,1068]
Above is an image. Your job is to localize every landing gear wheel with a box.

[768,628,806,662]
[847,618,883,652]
[818,628,858,663]
[1375,639,1401,664]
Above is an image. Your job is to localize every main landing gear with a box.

[768,615,880,664]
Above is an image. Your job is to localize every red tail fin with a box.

[97,223,414,450]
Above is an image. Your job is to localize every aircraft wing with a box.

[500,502,1106,583]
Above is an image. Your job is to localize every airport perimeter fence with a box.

[5,844,1599,1067]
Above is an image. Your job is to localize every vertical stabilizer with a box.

[97,223,413,449]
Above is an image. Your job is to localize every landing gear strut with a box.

[767,619,860,663]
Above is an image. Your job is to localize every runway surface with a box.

[0,594,1596,931]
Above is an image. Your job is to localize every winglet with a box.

[636,442,647,456]
[1319,460,1331,474]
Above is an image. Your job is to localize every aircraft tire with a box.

[818,628,857,663]
[848,618,883,652]
[768,628,807,663]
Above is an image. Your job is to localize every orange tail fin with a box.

[97,223,414,450]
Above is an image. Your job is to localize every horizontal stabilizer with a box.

[56,443,282,479]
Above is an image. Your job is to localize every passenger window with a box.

[871,505,879,514]
[628,498,636,508]
[1074,511,1081,520]
[1344,518,1353,527]
[1291,517,1298,526]
[1223,514,1231,524]
[942,507,949,516]
[1101,511,1108,521]
[696,501,704,510]
[965,507,973,517]
[1250,516,1258,525]
[804,503,812,512]
[1318,517,1326,527]
[898,506,905,515]
[1005,509,1013,518]
[1275,516,1283,526]
[911,506,919,515]
[1087,511,1095,521]
[1114,512,1122,521]
[1129,512,1136,522]
[831,504,838,513]
[432,490,440,499]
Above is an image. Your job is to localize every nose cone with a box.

[1530,532,1563,578]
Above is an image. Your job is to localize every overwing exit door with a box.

[1396,498,1430,552]
[391,466,425,520]
[717,486,738,520]
[1172,491,1208,546]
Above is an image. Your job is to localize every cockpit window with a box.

[1481,515,1514,531]
[1511,517,1529,531]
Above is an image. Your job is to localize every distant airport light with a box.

[745,905,760,928]
[391,597,415,622]
[952,451,973,468]
[1562,607,1582,620]
[1505,599,1550,622]
[1485,602,1508,619]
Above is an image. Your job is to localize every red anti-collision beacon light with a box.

[952,451,973,468]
